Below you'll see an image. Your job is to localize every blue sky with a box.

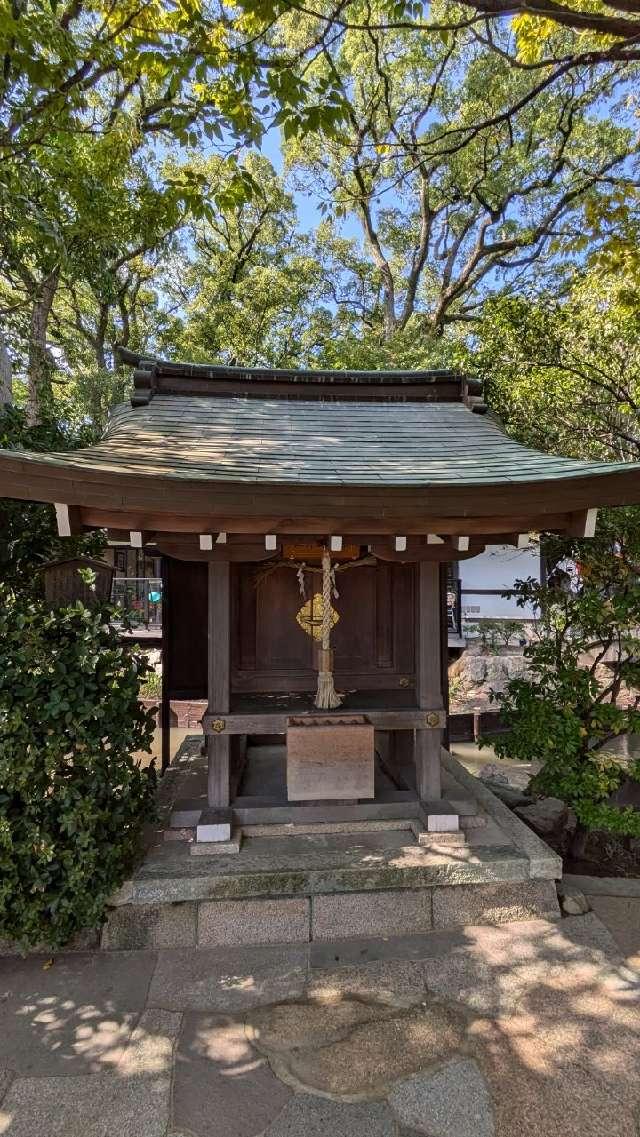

[259,126,363,241]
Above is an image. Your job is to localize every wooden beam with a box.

[155,540,277,563]
[6,442,640,524]
[207,562,231,811]
[370,539,485,563]
[80,507,575,537]
[53,503,83,537]
[566,508,598,537]
[415,561,443,801]
[203,708,446,734]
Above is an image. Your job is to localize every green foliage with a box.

[276,9,636,345]
[139,671,162,698]
[477,619,525,651]
[0,586,156,949]
[164,153,328,367]
[469,260,640,463]
[486,511,640,836]
[0,407,105,593]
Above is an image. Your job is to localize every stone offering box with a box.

[286,715,375,801]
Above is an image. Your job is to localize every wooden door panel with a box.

[165,557,208,698]
[255,570,314,669]
[231,561,415,693]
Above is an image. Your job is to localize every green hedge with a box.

[0,585,156,948]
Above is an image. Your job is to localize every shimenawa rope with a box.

[315,548,343,709]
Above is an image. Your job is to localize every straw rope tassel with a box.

[315,548,343,709]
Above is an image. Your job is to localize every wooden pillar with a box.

[207,560,231,809]
[440,562,450,750]
[415,560,443,801]
[160,555,171,776]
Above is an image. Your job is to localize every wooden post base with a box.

[207,734,230,809]
[414,728,442,800]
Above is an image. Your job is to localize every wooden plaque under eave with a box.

[286,715,375,802]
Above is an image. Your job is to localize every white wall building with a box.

[458,543,542,623]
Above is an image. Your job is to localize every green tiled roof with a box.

[8,395,640,489]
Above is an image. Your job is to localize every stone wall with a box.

[449,647,530,712]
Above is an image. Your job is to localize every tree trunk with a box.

[26,268,59,425]
[95,301,109,370]
[0,323,12,406]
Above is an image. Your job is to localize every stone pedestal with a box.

[286,715,375,801]
[196,807,232,843]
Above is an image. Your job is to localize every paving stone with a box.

[432,879,560,928]
[198,897,310,946]
[101,902,197,949]
[262,1092,396,1136]
[246,998,399,1054]
[389,1059,495,1137]
[421,951,523,1015]
[0,1068,13,1105]
[0,950,156,1078]
[0,949,156,1007]
[306,957,429,1007]
[272,1001,467,1100]
[455,914,616,970]
[472,1013,640,1137]
[564,873,640,898]
[589,895,640,968]
[0,1073,171,1136]
[0,1000,137,1078]
[312,889,432,940]
[310,932,450,969]
[148,943,308,1011]
[117,1008,182,1077]
[172,1012,292,1137]
[555,911,631,960]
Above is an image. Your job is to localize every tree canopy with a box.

[0,0,638,429]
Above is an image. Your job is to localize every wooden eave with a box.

[2,372,640,540]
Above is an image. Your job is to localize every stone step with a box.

[100,879,560,950]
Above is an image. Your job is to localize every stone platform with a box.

[102,748,561,950]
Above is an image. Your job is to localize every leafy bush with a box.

[0,585,156,948]
[485,512,640,837]
[139,670,162,698]
[0,406,104,595]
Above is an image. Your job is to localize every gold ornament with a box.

[296,591,339,642]
[426,711,442,728]
[211,718,226,733]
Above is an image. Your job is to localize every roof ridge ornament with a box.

[115,345,480,404]
[131,359,158,407]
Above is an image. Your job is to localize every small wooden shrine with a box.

[3,352,640,850]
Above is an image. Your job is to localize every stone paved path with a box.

[1,912,639,1136]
